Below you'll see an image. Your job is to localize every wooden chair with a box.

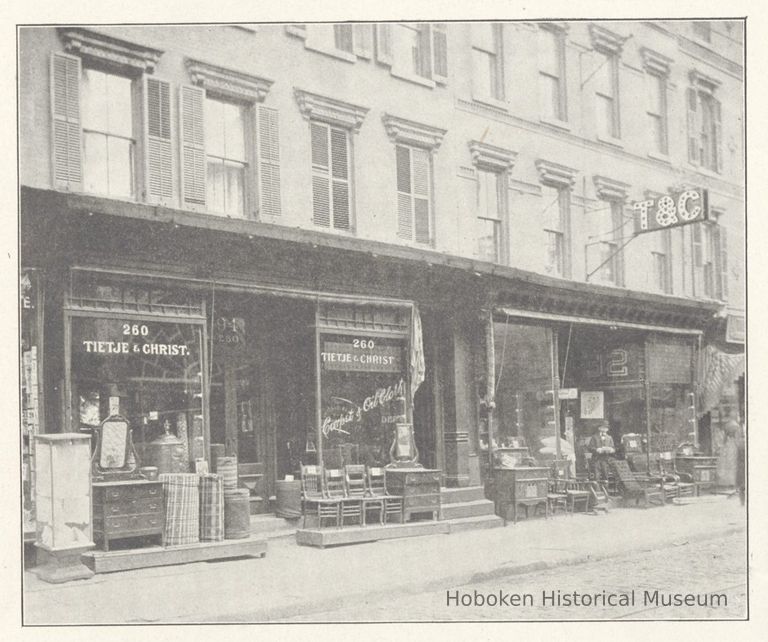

[565,480,591,513]
[368,467,403,524]
[608,459,665,508]
[547,479,569,515]
[345,464,383,526]
[300,465,340,529]
[325,468,363,527]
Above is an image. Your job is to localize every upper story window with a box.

[286,24,373,62]
[591,176,630,287]
[183,59,276,218]
[640,48,672,157]
[375,23,448,87]
[204,96,247,217]
[471,23,504,104]
[536,160,577,279]
[334,24,354,53]
[588,24,626,142]
[383,114,446,246]
[81,68,135,198]
[51,28,163,199]
[651,228,672,294]
[295,89,368,233]
[693,215,728,300]
[538,25,567,122]
[468,140,516,264]
[687,71,723,173]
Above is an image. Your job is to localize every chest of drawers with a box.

[493,467,549,524]
[385,468,441,521]
[92,480,165,551]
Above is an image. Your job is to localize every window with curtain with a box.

[541,184,569,277]
[396,144,432,245]
[476,168,503,262]
[594,52,620,139]
[311,121,351,231]
[472,23,504,101]
[538,27,566,121]
[81,68,135,198]
[646,72,668,154]
[204,96,247,217]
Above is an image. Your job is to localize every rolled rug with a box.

[160,473,200,546]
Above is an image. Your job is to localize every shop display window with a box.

[69,316,206,467]
[318,333,408,468]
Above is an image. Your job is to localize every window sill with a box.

[390,68,436,89]
[313,224,356,236]
[539,116,571,132]
[647,151,671,164]
[687,163,722,178]
[305,42,357,64]
[472,94,509,112]
[596,134,624,149]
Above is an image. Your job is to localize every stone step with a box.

[440,486,488,504]
[440,499,496,520]
[445,514,504,534]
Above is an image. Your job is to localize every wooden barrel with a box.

[216,456,238,490]
[275,480,302,519]
[224,488,250,539]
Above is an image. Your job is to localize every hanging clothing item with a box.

[410,304,425,399]
[698,345,745,416]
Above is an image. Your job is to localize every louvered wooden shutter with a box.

[412,148,431,244]
[418,25,432,79]
[686,88,699,165]
[354,24,372,58]
[692,222,703,296]
[396,145,412,240]
[716,225,728,300]
[330,128,350,230]
[145,77,173,204]
[713,97,723,173]
[311,122,330,227]
[180,85,206,207]
[50,53,82,191]
[432,23,448,84]
[376,24,393,66]
[258,105,281,217]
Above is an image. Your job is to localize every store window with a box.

[471,23,504,103]
[538,26,567,122]
[81,67,135,198]
[204,96,247,217]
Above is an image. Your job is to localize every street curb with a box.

[174,523,746,623]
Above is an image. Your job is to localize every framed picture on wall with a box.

[581,391,604,419]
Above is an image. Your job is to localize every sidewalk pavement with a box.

[23,497,746,624]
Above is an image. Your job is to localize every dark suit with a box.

[588,432,615,480]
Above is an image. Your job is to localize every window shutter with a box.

[50,53,82,191]
[686,88,699,165]
[717,225,728,300]
[692,222,703,296]
[376,24,393,66]
[432,23,448,84]
[418,25,432,79]
[144,77,173,205]
[412,148,431,244]
[179,85,206,207]
[330,128,350,230]
[354,24,373,58]
[311,122,330,226]
[258,105,281,217]
[713,98,723,173]
[396,145,412,239]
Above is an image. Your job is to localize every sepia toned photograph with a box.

[17,15,747,625]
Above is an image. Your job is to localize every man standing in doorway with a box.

[588,421,615,481]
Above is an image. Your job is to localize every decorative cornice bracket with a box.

[294,89,369,131]
[382,113,447,149]
[640,47,673,76]
[593,175,631,201]
[186,58,273,103]
[59,27,163,74]
[589,23,629,55]
[535,159,577,188]
[468,141,517,171]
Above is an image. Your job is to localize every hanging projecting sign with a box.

[633,188,708,234]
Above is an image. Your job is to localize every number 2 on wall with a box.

[352,339,375,349]
[122,323,149,337]
[607,349,629,377]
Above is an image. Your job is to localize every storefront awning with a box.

[495,307,703,336]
